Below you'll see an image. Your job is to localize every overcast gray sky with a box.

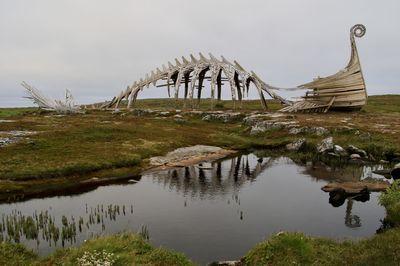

[0,0,399,107]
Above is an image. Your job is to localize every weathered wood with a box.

[283,24,367,113]
[104,25,367,113]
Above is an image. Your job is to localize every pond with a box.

[0,153,387,264]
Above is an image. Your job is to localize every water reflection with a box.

[148,154,274,199]
[0,154,386,264]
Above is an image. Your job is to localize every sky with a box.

[0,0,399,107]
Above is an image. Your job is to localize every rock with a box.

[322,180,390,193]
[334,126,355,133]
[317,137,334,153]
[286,138,306,151]
[288,127,302,134]
[111,109,121,114]
[379,160,389,164]
[242,114,271,126]
[174,114,183,118]
[149,145,235,167]
[187,110,204,115]
[350,153,362,160]
[250,120,297,135]
[159,111,170,116]
[334,145,348,156]
[202,112,242,123]
[208,261,241,266]
[327,152,340,158]
[289,126,329,136]
[132,109,158,116]
[391,163,400,180]
[0,137,12,146]
[347,145,368,158]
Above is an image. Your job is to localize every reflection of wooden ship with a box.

[147,154,274,198]
[105,25,367,113]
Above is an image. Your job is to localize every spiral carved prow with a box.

[350,24,366,38]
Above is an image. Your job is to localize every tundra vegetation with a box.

[0,95,400,265]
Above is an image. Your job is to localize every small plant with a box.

[76,250,116,266]
[379,180,400,225]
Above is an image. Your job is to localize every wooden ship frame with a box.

[23,25,367,113]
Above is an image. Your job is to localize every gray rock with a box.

[174,114,183,118]
[150,145,223,165]
[286,138,306,151]
[0,137,12,146]
[347,145,368,157]
[379,160,389,164]
[242,114,271,126]
[289,126,329,136]
[317,137,334,153]
[350,153,362,160]
[334,126,355,133]
[132,109,158,116]
[159,111,170,116]
[250,121,283,135]
[328,152,340,158]
[202,112,242,123]
[334,145,348,156]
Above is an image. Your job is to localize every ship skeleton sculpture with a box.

[23,24,367,113]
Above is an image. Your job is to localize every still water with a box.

[0,154,386,264]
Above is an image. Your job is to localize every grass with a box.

[0,233,194,266]
[0,242,38,266]
[0,95,400,194]
[243,228,400,266]
[0,107,37,118]
[380,180,400,225]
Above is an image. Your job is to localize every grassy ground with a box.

[1,96,400,197]
[0,233,194,266]
[242,228,400,266]
[1,96,400,264]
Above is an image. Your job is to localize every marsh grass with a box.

[380,180,400,225]
[243,229,400,265]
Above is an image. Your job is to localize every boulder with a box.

[391,163,400,180]
[322,180,390,193]
[202,112,242,123]
[350,153,362,160]
[317,137,334,153]
[286,138,306,151]
[250,120,297,135]
[334,145,348,156]
[289,126,329,136]
[242,114,271,126]
[347,145,368,158]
